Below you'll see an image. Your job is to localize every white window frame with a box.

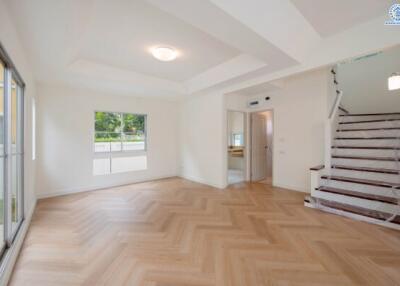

[93,111,147,154]
[93,111,148,175]
[0,42,25,262]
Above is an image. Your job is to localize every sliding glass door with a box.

[10,76,23,236]
[0,45,25,261]
[0,60,5,257]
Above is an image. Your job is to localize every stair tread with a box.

[311,197,400,224]
[340,113,400,117]
[332,146,400,150]
[317,186,398,204]
[337,127,400,132]
[332,155,399,161]
[339,119,400,124]
[332,165,400,174]
[321,175,400,188]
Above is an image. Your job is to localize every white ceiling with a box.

[291,0,392,37]
[79,0,239,82]
[4,0,399,99]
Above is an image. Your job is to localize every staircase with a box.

[306,112,400,228]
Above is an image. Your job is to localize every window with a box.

[93,111,147,175]
[94,112,146,153]
[232,133,244,146]
[0,43,25,262]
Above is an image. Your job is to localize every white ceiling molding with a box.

[146,0,297,65]
[78,0,240,82]
[227,80,284,97]
[184,54,267,94]
[209,0,321,62]
[66,59,187,98]
[290,0,389,37]
[221,14,400,96]
[4,0,400,99]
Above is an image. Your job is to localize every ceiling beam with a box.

[146,0,297,65]
[184,54,267,94]
[209,0,321,63]
[220,15,400,95]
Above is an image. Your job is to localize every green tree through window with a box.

[94,112,146,152]
[123,113,145,133]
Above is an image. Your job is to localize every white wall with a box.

[0,0,37,284]
[227,111,244,143]
[225,68,330,192]
[180,68,330,192]
[36,84,179,197]
[179,92,226,188]
[339,46,400,113]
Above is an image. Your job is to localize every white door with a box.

[251,113,267,181]
[265,112,273,179]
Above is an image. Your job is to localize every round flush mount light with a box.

[151,46,178,62]
[388,73,400,91]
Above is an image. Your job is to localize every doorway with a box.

[227,111,245,184]
[250,110,273,185]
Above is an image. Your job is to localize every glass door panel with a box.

[0,45,25,261]
[0,61,4,253]
[10,77,22,235]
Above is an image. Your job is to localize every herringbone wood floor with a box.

[10,178,400,286]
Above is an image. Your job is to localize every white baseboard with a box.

[273,181,308,194]
[180,175,309,192]
[37,175,310,199]
[0,199,37,286]
[180,174,226,189]
[37,174,179,199]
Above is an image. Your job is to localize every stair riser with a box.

[312,190,399,215]
[331,169,400,184]
[333,148,400,157]
[332,158,400,169]
[320,179,400,198]
[340,115,400,122]
[334,139,400,147]
[339,121,400,129]
[336,130,400,137]
[305,200,400,230]
[317,113,400,228]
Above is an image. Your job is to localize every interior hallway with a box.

[227,169,244,184]
[10,178,400,286]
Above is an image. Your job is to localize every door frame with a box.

[249,109,274,184]
[226,109,247,185]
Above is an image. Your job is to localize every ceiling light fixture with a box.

[151,46,178,62]
[388,73,400,91]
